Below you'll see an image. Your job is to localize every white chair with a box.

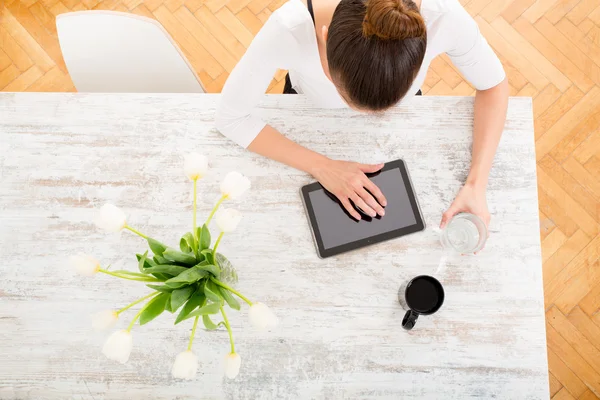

[56,11,205,93]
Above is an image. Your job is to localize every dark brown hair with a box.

[326,0,427,111]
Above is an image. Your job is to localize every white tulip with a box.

[216,208,242,233]
[94,203,127,232]
[92,310,118,331]
[70,253,100,276]
[220,172,251,199]
[224,352,241,379]
[171,350,198,380]
[248,302,278,332]
[184,153,208,180]
[102,330,133,364]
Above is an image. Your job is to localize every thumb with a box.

[440,204,459,229]
[359,163,384,173]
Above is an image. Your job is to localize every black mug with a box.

[398,275,445,330]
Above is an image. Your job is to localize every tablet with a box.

[301,159,425,258]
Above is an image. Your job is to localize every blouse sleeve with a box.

[443,0,506,90]
[215,8,297,148]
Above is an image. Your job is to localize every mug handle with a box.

[402,310,419,330]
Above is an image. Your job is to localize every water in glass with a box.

[441,213,487,254]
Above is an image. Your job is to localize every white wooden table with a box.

[0,93,547,399]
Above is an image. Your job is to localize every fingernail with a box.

[380,210,385,216]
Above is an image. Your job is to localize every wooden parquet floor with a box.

[1,0,600,397]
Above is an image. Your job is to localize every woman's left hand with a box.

[440,183,490,229]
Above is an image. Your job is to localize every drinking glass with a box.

[440,213,487,254]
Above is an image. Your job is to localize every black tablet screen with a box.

[308,168,418,250]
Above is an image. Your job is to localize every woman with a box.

[216,0,508,228]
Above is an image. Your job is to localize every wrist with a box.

[305,154,331,177]
[465,172,488,191]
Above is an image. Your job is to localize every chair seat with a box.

[56,11,204,93]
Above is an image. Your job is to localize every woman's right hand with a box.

[245,127,387,219]
[311,159,387,220]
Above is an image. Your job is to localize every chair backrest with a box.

[56,11,204,93]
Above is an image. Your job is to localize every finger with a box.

[358,163,384,174]
[475,217,491,255]
[483,214,491,230]
[440,204,459,229]
[363,179,387,207]
[358,187,385,216]
[340,197,361,221]
[475,244,486,255]
[351,194,377,218]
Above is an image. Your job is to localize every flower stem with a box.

[211,277,253,306]
[220,306,235,353]
[187,316,200,351]
[126,297,155,332]
[125,225,148,239]
[205,195,227,226]
[99,269,160,282]
[212,232,224,255]
[193,178,198,238]
[117,292,159,315]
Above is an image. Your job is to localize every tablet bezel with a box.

[300,159,425,258]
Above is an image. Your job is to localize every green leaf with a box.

[202,314,219,330]
[175,287,206,324]
[180,232,195,253]
[200,249,214,265]
[163,248,197,265]
[146,257,160,267]
[137,254,161,268]
[153,255,170,265]
[171,286,194,312]
[146,284,173,293]
[164,297,173,312]
[145,264,188,276]
[134,255,171,280]
[137,251,149,273]
[135,257,173,281]
[151,273,170,281]
[139,293,169,325]
[218,286,240,310]
[183,302,221,321]
[147,238,168,256]
[180,236,191,253]
[165,267,207,288]
[194,263,220,277]
[198,224,211,250]
[163,281,190,290]
[204,281,223,303]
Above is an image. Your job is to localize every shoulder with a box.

[270,0,314,31]
[256,0,316,57]
[421,0,478,51]
[420,0,471,23]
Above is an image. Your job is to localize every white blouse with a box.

[216,0,506,148]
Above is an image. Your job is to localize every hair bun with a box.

[362,0,426,40]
